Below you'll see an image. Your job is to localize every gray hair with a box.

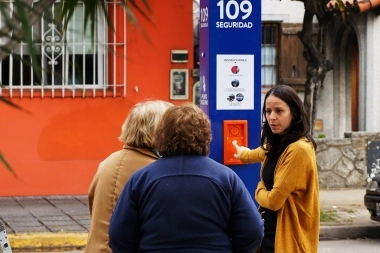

[119,100,173,148]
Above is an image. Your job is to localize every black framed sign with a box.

[170,69,189,100]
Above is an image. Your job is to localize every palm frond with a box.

[122,0,152,23]
[0,152,17,177]
[0,96,30,113]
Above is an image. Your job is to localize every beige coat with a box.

[84,145,159,253]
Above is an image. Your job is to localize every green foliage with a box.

[0,152,16,177]
[0,96,28,177]
[320,209,338,222]
[317,133,326,138]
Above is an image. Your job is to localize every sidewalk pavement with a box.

[0,188,379,252]
[319,188,380,240]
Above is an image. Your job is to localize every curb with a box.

[8,232,88,251]
[6,225,380,251]
[319,225,380,240]
[5,226,380,251]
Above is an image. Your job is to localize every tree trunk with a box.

[298,0,333,135]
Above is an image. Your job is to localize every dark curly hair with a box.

[261,84,317,157]
[154,103,212,156]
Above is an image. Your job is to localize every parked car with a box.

[364,174,380,222]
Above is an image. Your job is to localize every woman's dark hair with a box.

[261,84,317,156]
[154,103,212,156]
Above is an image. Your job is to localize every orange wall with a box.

[121,1,195,106]
[0,0,194,196]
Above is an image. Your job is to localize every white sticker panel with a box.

[216,54,254,110]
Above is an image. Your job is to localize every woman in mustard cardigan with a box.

[233,84,319,253]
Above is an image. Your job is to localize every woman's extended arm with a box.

[232,140,266,163]
[232,140,250,159]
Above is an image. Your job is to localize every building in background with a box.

[3,0,379,196]
[0,0,195,196]
[261,0,380,139]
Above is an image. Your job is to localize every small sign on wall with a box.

[170,69,189,100]
[171,50,188,63]
[193,81,200,106]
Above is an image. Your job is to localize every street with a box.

[13,238,380,253]
[319,238,380,253]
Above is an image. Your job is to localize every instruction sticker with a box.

[216,54,254,110]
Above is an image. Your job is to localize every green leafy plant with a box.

[320,209,338,222]
[0,152,16,176]
[0,96,29,177]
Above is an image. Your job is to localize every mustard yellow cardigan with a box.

[240,137,320,253]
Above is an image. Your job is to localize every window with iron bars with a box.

[0,1,126,98]
[261,23,279,88]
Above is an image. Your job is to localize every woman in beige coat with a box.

[84,100,173,253]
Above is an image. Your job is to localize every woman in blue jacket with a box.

[109,103,264,253]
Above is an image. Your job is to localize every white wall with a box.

[262,0,306,23]
[364,12,380,132]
